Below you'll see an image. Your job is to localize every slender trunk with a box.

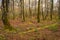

[50,0,53,20]
[42,5,45,20]
[12,0,15,19]
[41,0,45,20]
[44,0,48,19]
[35,0,36,16]
[19,0,25,22]
[58,0,60,26]
[22,0,25,21]
[29,0,32,17]
[19,0,22,18]
[37,0,40,23]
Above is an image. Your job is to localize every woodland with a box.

[0,0,60,40]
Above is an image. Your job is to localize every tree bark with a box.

[37,0,40,23]
[58,0,60,26]
[50,0,53,20]
[2,0,13,30]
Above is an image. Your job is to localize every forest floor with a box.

[0,17,60,40]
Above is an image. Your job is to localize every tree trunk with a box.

[37,0,40,23]
[41,0,45,20]
[22,0,25,22]
[50,0,53,20]
[2,0,13,30]
[58,0,60,26]
[29,0,32,17]
[12,0,15,19]
[44,0,48,19]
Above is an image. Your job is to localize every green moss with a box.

[34,28,38,32]
[0,34,6,40]
[48,25,58,32]
[4,26,17,33]
[29,37,35,40]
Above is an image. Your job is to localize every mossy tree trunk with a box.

[2,0,13,30]
[20,0,25,22]
[22,0,25,22]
